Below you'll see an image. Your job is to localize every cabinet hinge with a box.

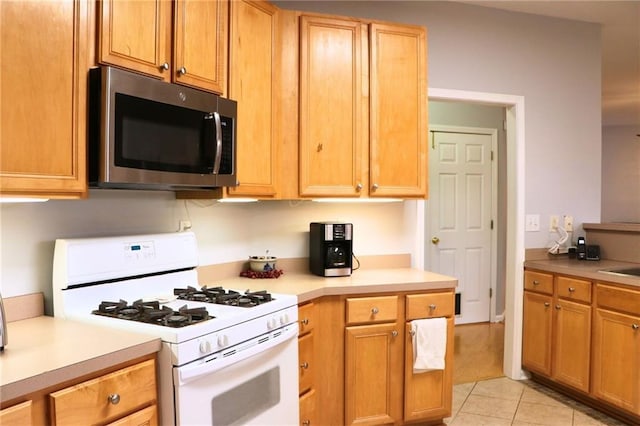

[490,219,494,230]
[491,150,494,161]
[490,288,493,298]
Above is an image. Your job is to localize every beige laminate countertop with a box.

[202,268,458,303]
[524,258,640,289]
[0,316,161,404]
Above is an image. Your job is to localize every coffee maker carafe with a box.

[309,222,353,277]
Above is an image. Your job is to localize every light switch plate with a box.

[525,214,540,232]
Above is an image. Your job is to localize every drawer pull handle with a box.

[568,287,576,292]
[632,324,639,330]
[533,280,540,285]
[301,318,309,325]
[302,421,311,426]
[371,307,379,315]
[429,304,436,310]
[544,302,550,307]
[391,330,398,337]
[300,362,309,369]
[108,394,120,405]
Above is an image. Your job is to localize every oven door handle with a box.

[176,325,298,385]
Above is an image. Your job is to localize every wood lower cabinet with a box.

[523,271,592,392]
[0,0,90,198]
[99,0,227,94]
[0,401,32,426]
[592,284,640,416]
[523,269,640,423]
[298,302,318,426]
[49,358,158,426]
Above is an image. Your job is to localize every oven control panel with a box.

[124,241,156,262]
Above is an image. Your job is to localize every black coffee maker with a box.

[309,222,353,277]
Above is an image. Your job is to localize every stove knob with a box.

[280,313,289,325]
[268,317,277,330]
[218,335,229,347]
[199,340,212,354]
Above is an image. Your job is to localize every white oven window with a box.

[212,367,280,425]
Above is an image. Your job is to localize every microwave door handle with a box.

[212,111,222,174]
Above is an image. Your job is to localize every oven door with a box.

[173,325,299,426]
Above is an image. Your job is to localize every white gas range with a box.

[52,232,299,425]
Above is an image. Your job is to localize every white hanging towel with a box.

[411,317,447,373]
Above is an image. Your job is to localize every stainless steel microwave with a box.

[88,66,237,190]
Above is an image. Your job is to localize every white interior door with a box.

[429,128,496,324]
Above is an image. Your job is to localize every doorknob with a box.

[431,237,440,244]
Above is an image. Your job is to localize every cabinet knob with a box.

[301,318,309,325]
[544,302,550,307]
[371,307,379,315]
[302,420,311,426]
[429,304,436,310]
[160,62,170,71]
[356,183,363,191]
[372,183,379,191]
[300,362,309,369]
[533,280,540,285]
[632,324,639,330]
[107,394,121,405]
[555,305,561,310]
[178,66,187,75]
[568,287,576,292]
[391,330,398,337]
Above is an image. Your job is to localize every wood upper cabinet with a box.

[298,15,427,198]
[369,23,427,198]
[99,0,227,94]
[0,0,90,198]
[299,15,365,197]
[226,0,279,197]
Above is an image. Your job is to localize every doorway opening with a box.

[415,88,526,381]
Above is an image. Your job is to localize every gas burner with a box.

[174,286,274,307]
[92,299,212,327]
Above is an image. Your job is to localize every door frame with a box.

[427,125,498,324]
[413,88,526,380]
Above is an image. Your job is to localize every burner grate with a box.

[174,286,274,307]
[92,299,212,327]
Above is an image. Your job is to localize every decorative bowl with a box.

[249,255,277,272]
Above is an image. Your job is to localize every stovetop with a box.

[93,299,212,328]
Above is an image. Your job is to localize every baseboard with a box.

[493,312,505,323]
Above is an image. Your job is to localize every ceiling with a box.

[457,1,640,126]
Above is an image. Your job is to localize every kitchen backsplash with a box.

[0,190,418,314]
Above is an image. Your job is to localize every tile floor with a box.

[444,377,631,426]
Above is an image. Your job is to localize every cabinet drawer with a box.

[298,333,314,395]
[556,276,591,303]
[596,283,640,316]
[346,295,398,324]
[299,389,317,426]
[406,292,454,320]
[0,400,32,426]
[50,359,157,426]
[106,404,157,426]
[298,302,316,335]
[524,270,553,295]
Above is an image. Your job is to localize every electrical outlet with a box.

[564,215,573,232]
[179,220,192,232]
[525,214,540,232]
[549,215,559,231]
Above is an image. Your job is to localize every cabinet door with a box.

[592,308,640,415]
[404,317,453,422]
[345,323,402,425]
[299,389,317,426]
[298,332,315,395]
[227,0,279,197]
[174,0,227,94]
[0,0,89,198]
[299,15,366,197]
[106,404,158,426]
[522,291,553,376]
[369,23,427,198]
[553,299,591,392]
[99,0,172,80]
